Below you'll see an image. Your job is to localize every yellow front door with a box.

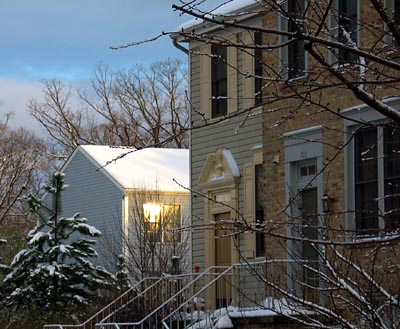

[214,212,232,308]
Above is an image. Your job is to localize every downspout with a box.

[172,36,192,273]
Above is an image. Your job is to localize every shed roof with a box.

[78,145,189,192]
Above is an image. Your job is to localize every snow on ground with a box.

[184,298,315,328]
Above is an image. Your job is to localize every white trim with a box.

[283,125,323,138]
[343,99,400,234]
[284,126,324,298]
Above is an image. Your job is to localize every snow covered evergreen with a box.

[116,254,131,292]
[2,172,115,323]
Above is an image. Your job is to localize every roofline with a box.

[171,1,260,43]
[77,146,125,192]
[124,188,189,195]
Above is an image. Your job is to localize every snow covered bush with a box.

[1,172,115,326]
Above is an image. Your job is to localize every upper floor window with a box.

[395,0,400,24]
[354,126,400,235]
[254,32,263,106]
[335,0,358,64]
[279,0,306,79]
[143,203,181,243]
[385,0,400,43]
[211,45,228,118]
[287,0,306,79]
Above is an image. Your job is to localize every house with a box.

[52,145,190,274]
[45,1,400,328]
[169,0,400,327]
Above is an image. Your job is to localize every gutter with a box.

[172,37,189,54]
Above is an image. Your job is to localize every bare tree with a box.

[28,59,189,159]
[0,120,47,227]
[160,1,400,327]
[101,184,190,284]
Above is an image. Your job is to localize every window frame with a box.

[254,31,264,107]
[143,203,182,244]
[279,0,308,80]
[329,0,360,65]
[349,125,400,235]
[243,144,264,259]
[384,0,400,44]
[211,45,228,118]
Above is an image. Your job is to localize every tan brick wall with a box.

[258,0,400,324]
[261,0,400,259]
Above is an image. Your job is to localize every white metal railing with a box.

[93,268,218,329]
[161,259,306,329]
[94,260,287,329]
[46,259,307,329]
[43,277,165,329]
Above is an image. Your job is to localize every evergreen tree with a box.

[115,254,131,292]
[2,172,115,324]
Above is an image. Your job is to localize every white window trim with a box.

[283,125,324,299]
[343,98,400,235]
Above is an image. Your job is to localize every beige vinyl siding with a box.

[190,38,262,269]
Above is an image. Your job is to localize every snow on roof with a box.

[175,0,259,32]
[79,145,189,192]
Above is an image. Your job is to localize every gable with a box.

[198,148,240,191]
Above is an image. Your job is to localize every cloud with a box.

[0,77,44,132]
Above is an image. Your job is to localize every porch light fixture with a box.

[322,193,335,213]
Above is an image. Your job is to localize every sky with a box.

[0,0,208,131]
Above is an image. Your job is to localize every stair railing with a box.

[43,277,161,329]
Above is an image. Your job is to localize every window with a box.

[143,203,181,243]
[211,45,228,118]
[242,31,263,109]
[243,146,264,258]
[254,32,263,106]
[385,0,400,43]
[336,0,358,64]
[354,126,400,234]
[395,0,400,25]
[287,0,306,79]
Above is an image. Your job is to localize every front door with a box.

[215,212,232,308]
[300,187,319,302]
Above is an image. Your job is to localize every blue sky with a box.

[0,0,205,129]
